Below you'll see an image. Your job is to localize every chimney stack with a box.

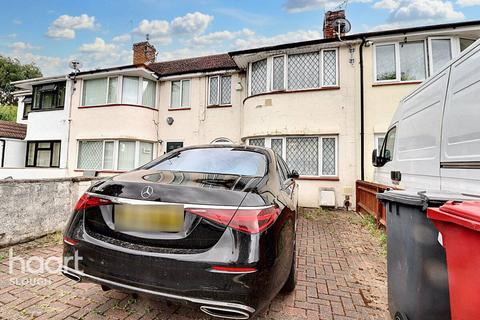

[133,41,156,65]
[323,10,346,39]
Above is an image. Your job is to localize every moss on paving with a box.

[360,214,387,256]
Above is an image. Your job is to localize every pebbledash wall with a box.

[0,177,97,247]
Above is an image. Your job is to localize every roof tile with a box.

[148,53,238,77]
[0,120,27,140]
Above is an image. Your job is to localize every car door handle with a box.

[391,171,401,182]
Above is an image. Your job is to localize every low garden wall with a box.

[0,177,99,247]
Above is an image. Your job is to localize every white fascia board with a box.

[77,67,159,80]
[366,25,480,42]
[11,75,68,90]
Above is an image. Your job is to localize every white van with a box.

[373,39,480,196]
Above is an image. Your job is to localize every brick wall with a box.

[323,10,346,39]
[0,177,98,247]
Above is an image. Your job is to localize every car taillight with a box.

[74,194,112,211]
[186,206,280,234]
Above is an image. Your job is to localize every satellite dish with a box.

[332,18,352,34]
[69,59,82,72]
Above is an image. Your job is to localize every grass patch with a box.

[360,214,387,256]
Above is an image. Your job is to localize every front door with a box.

[166,141,183,153]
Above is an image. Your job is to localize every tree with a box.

[0,55,42,105]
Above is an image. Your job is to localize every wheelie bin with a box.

[428,201,480,320]
[377,190,479,320]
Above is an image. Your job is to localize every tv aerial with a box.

[332,18,351,41]
[69,60,82,73]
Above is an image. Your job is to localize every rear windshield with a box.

[147,148,267,176]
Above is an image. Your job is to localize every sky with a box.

[1,0,480,76]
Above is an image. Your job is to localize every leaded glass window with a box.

[286,137,318,176]
[251,59,267,95]
[322,137,336,176]
[323,50,337,86]
[249,138,265,147]
[272,56,285,90]
[288,52,320,90]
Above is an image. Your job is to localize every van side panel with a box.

[441,43,480,195]
[394,70,450,189]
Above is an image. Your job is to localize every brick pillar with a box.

[323,10,346,39]
[132,41,157,65]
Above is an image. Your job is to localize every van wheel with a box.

[394,312,409,320]
[281,249,296,293]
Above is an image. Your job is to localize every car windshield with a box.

[147,148,267,176]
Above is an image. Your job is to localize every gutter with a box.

[360,38,366,181]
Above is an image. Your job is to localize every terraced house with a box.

[6,11,480,207]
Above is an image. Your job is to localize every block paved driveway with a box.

[0,210,388,320]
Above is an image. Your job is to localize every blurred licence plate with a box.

[115,204,184,232]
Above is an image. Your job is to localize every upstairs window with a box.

[170,79,190,108]
[460,38,476,52]
[251,59,267,95]
[429,38,453,74]
[375,44,397,81]
[400,41,426,81]
[82,76,155,107]
[82,77,118,106]
[22,96,32,119]
[288,52,320,90]
[208,75,231,106]
[249,49,338,96]
[32,82,66,111]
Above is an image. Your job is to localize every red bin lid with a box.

[428,201,480,231]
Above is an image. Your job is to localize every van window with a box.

[381,127,397,163]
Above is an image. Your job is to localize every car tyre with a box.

[394,312,409,320]
[281,248,297,293]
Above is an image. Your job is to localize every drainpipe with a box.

[0,139,5,167]
[359,37,366,181]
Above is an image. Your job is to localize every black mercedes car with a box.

[62,145,299,319]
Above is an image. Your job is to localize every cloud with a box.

[190,28,254,46]
[113,33,132,43]
[13,19,22,25]
[132,12,214,46]
[133,19,170,44]
[372,0,464,30]
[75,37,130,70]
[8,41,39,51]
[283,0,372,12]
[457,0,480,5]
[170,12,213,34]
[46,14,97,39]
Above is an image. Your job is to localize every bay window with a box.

[248,136,338,177]
[32,82,66,111]
[208,75,232,106]
[170,79,190,108]
[82,76,156,107]
[22,96,32,119]
[26,141,61,168]
[249,48,338,96]
[77,140,154,171]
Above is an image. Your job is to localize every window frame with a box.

[170,79,191,109]
[427,37,455,76]
[80,75,157,108]
[373,42,401,83]
[25,140,61,168]
[248,49,339,97]
[270,54,287,91]
[22,95,33,120]
[321,48,339,88]
[76,140,155,171]
[249,135,339,178]
[31,82,66,111]
[208,75,232,106]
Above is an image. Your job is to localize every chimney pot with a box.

[133,41,156,65]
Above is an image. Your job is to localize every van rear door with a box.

[440,42,480,195]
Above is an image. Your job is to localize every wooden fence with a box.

[355,180,390,227]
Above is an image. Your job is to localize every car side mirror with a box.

[288,170,300,179]
[372,149,379,167]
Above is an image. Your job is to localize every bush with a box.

[0,105,17,121]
